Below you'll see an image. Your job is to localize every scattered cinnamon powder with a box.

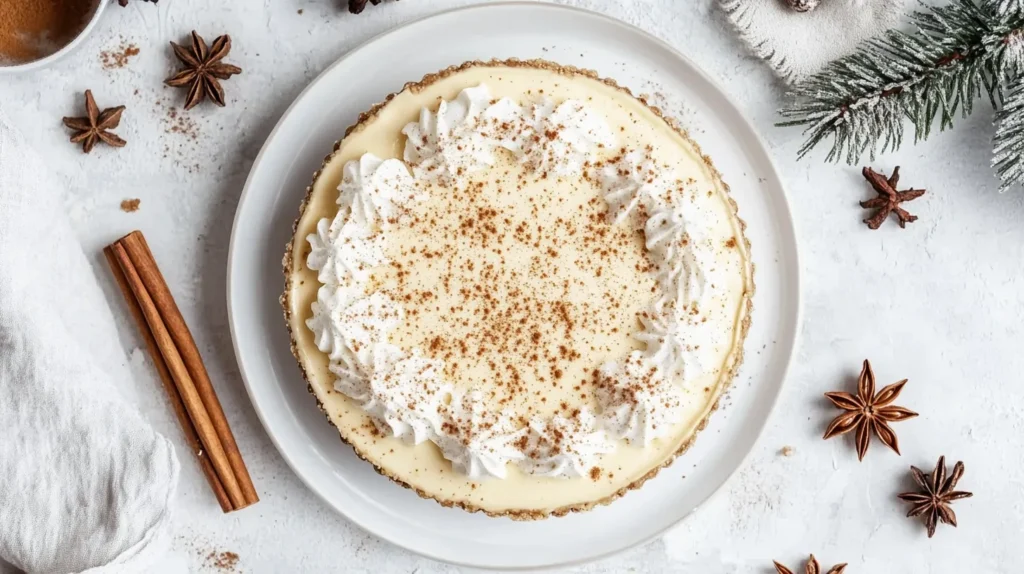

[165,105,199,140]
[206,550,240,572]
[176,536,243,573]
[120,198,140,212]
[149,96,203,173]
[0,0,98,64]
[101,41,140,69]
[195,547,241,572]
[589,466,602,480]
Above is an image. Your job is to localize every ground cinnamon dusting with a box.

[165,106,199,140]
[177,536,243,573]
[101,41,140,69]
[150,96,203,172]
[194,549,241,572]
[209,551,240,572]
[120,198,140,212]
[0,0,98,64]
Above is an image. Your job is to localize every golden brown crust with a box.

[281,58,755,519]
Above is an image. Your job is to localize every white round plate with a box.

[227,2,800,570]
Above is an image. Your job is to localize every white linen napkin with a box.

[0,112,179,573]
[720,0,905,83]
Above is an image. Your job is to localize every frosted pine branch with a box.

[997,0,1024,15]
[1006,28,1024,71]
[779,0,1024,191]
[993,81,1024,191]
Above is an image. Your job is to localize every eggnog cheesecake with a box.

[282,60,754,518]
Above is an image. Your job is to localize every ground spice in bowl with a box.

[0,0,100,65]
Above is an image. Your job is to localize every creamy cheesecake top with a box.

[285,60,753,516]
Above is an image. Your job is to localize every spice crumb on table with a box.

[100,39,140,69]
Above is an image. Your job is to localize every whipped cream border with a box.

[304,84,726,481]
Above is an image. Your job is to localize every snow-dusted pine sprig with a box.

[997,0,1024,15]
[779,0,1024,191]
[994,82,1024,191]
[1006,26,1024,70]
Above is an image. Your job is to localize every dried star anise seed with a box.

[898,456,973,537]
[349,0,386,13]
[165,31,242,110]
[823,359,918,460]
[860,166,926,229]
[774,554,847,574]
[62,90,126,153]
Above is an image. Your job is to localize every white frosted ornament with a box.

[786,0,822,12]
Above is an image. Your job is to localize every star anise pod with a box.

[860,166,926,230]
[823,359,918,460]
[349,0,385,13]
[774,554,847,574]
[165,31,242,110]
[898,456,973,538]
[62,90,126,154]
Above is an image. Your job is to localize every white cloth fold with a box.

[720,0,905,83]
[0,112,179,573]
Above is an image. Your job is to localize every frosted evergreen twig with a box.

[779,0,1024,191]
[994,82,1024,191]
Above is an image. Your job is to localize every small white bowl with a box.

[0,0,109,74]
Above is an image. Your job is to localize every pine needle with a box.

[994,82,1024,191]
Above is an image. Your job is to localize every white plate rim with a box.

[226,2,803,569]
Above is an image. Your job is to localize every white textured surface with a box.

[720,0,904,83]
[0,0,1019,572]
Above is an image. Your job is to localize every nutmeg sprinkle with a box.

[378,143,661,421]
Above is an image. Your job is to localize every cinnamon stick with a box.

[119,231,259,507]
[103,247,232,513]
[110,241,247,509]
